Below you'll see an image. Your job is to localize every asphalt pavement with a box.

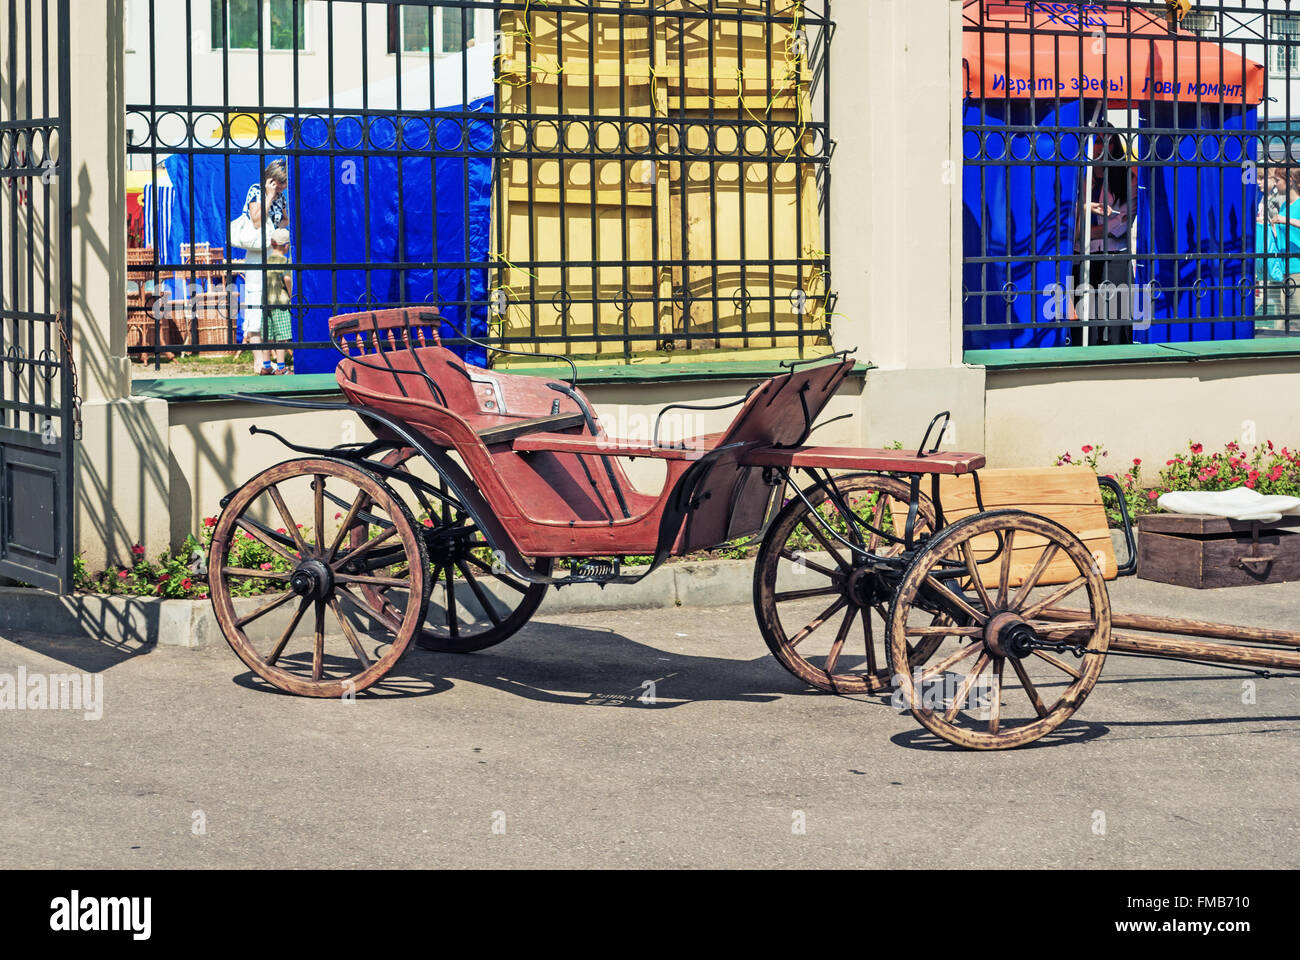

[0,577,1296,869]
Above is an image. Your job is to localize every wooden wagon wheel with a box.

[351,447,551,654]
[210,458,430,698]
[754,473,939,694]
[886,510,1112,750]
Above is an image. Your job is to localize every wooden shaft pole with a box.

[1038,607,1300,649]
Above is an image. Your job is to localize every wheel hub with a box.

[984,611,1037,659]
[290,559,335,602]
[846,565,891,609]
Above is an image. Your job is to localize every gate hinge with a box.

[57,311,82,441]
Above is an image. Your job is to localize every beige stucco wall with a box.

[985,357,1300,470]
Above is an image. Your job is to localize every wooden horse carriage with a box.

[208,308,1300,749]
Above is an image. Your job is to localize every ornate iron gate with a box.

[0,0,75,592]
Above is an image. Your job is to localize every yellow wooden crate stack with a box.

[493,0,829,364]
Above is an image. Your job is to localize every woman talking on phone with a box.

[238,159,290,374]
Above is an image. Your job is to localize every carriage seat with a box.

[328,308,592,447]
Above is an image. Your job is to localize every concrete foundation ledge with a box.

[0,559,759,651]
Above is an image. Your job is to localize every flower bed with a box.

[1056,440,1300,525]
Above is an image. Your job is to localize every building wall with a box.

[124,0,495,169]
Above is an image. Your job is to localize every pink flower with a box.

[1081,445,1093,454]
[1147,491,1158,500]
[423,519,433,528]
[259,562,273,571]
[181,578,193,590]
[1133,458,1142,466]
[1191,443,1204,454]
[117,570,129,579]
[203,517,217,528]
[158,573,170,582]
[131,544,145,556]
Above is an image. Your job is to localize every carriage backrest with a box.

[676,358,856,552]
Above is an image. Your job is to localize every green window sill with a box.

[132,359,875,402]
[966,337,1300,370]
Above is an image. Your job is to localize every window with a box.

[1272,16,1300,77]
[211,0,308,51]
[440,7,476,54]
[387,4,478,55]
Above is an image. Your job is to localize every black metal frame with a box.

[126,0,833,366]
[0,0,74,592]
[963,0,1300,347]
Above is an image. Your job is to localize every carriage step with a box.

[562,559,621,585]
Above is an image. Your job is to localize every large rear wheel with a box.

[356,447,551,654]
[209,458,430,697]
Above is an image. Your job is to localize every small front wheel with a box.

[209,458,430,698]
[754,473,937,694]
[886,510,1111,749]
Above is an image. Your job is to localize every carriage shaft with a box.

[1106,632,1300,672]
[1038,608,1300,649]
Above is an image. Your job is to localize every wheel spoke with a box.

[788,597,848,650]
[443,564,460,639]
[267,485,311,556]
[329,596,373,669]
[774,584,842,603]
[995,528,1016,609]
[989,658,1004,734]
[332,523,400,570]
[222,567,290,581]
[866,496,888,553]
[823,607,856,677]
[326,490,370,561]
[234,518,297,563]
[335,573,411,589]
[801,518,851,571]
[236,589,296,628]
[265,596,311,666]
[313,475,326,552]
[1031,648,1083,680]
[919,640,984,683]
[861,608,878,677]
[778,547,839,580]
[923,575,988,625]
[457,559,503,626]
[1009,544,1059,612]
[337,584,405,636]
[943,652,990,722]
[904,624,985,638]
[1010,656,1049,717]
[1019,576,1088,620]
[312,600,325,681]
[960,541,995,614]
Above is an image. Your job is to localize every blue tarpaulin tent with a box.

[962,97,1259,349]
[1133,103,1258,343]
[962,99,1084,350]
[162,94,494,370]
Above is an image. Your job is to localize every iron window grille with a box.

[126,0,833,372]
[962,0,1300,352]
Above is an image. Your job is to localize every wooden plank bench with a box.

[933,466,1120,587]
